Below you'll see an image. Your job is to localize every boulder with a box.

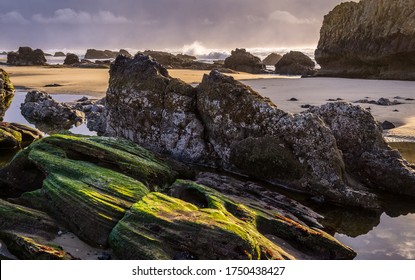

[109,180,355,260]
[84,49,116,59]
[20,91,85,132]
[315,0,415,80]
[0,122,42,150]
[0,68,14,121]
[381,121,396,130]
[7,47,47,66]
[53,52,66,57]
[223,48,266,74]
[63,53,80,65]
[262,53,282,65]
[142,50,213,70]
[118,49,132,58]
[274,51,316,76]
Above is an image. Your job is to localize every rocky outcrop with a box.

[99,54,415,209]
[53,52,66,57]
[274,51,316,76]
[315,0,415,80]
[7,47,47,66]
[262,53,282,65]
[118,49,132,58]
[21,91,85,133]
[84,49,132,60]
[142,50,215,70]
[0,122,42,150]
[63,53,80,65]
[0,69,14,121]
[223,48,266,74]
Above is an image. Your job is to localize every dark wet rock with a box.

[275,51,316,76]
[44,83,62,87]
[301,104,312,109]
[97,55,415,209]
[0,69,14,121]
[109,180,355,260]
[21,91,85,131]
[54,52,66,57]
[381,121,396,130]
[84,49,117,59]
[7,47,47,66]
[315,0,415,80]
[354,98,402,106]
[223,48,266,74]
[0,122,42,150]
[176,54,197,60]
[327,98,343,101]
[0,134,176,246]
[289,97,299,101]
[142,50,214,70]
[118,49,132,58]
[64,53,80,65]
[262,53,282,65]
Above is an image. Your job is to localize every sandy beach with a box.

[3,65,415,140]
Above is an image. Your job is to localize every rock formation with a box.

[262,53,282,65]
[53,52,66,57]
[7,47,47,66]
[84,49,132,60]
[274,51,316,76]
[98,54,415,209]
[63,53,80,65]
[0,69,14,121]
[142,50,215,70]
[223,48,266,74]
[315,0,415,80]
[0,122,42,150]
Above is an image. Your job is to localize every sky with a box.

[0,0,350,53]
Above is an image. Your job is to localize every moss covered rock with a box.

[0,122,42,150]
[0,69,14,121]
[1,134,180,246]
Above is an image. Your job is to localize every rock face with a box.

[223,48,266,74]
[100,54,415,209]
[262,53,282,65]
[274,51,316,76]
[0,69,14,121]
[0,122,42,150]
[63,53,80,65]
[7,47,47,66]
[84,49,131,60]
[315,0,415,80]
[21,91,85,132]
[54,52,66,57]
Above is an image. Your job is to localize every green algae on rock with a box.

[0,69,14,121]
[109,180,355,260]
[0,122,43,150]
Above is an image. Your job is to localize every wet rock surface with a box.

[315,0,415,80]
[0,122,42,150]
[0,69,14,121]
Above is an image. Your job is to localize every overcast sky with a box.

[0,0,350,52]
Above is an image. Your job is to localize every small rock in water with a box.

[405,98,414,101]
[289,97,299,101]
[393,109,399,112]
[381,121,396,130]
[77,96,89,102]
[301,104,311,109]
[44,83,62,87]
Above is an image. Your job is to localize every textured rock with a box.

[142,50,214,70]
[7,47,47,66]
[223,48,266,74]
[0,69,14,121]
[274,51,316,76]
[54,52,66,57]
[315,0,415,80]
[0,134,178,246]
[0,122,42,150]
[262,53,282,65]
[354,98,402,106]
[21,91,85,132]
[110,180,355,260]
[63,53,80,65]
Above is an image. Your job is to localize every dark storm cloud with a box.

[0,0,349,51]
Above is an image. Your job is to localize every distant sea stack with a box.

[223,48,266,74]
[7,47,47,66]
[275,51,316,76]
[315,0,415,80]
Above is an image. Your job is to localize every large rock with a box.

[53,52,66,57]
[84,49,132,60]
[274,51,316,76]
[0,122,42,150]
[0,69,14,121]
[98,55,415,209]
[142,50,214,70]
[223,48,266,74]
[109,180,355,260]
[63,53,80,65]
[315,0,415,80]
[262,53,282,65]
[7,47,47,66]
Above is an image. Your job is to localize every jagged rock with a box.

[381,120,396,130]
[105,54,210,163]
[63,53,80,65]
[274,51,316,76]
[0,134,177,246]
[20,91,85,131]
[262,53,282,65]
[0,122,42,150]
[98,55,415,209]
[0,69,14,121]
[223,48,266,74]
[54,52,66,57]
[118,49,132,58]
[110,180,355,260]
[315,0,415,80]
[7,47,47,66]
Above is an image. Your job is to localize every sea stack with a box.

[315,0,415,80]
[7,47,47,66]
